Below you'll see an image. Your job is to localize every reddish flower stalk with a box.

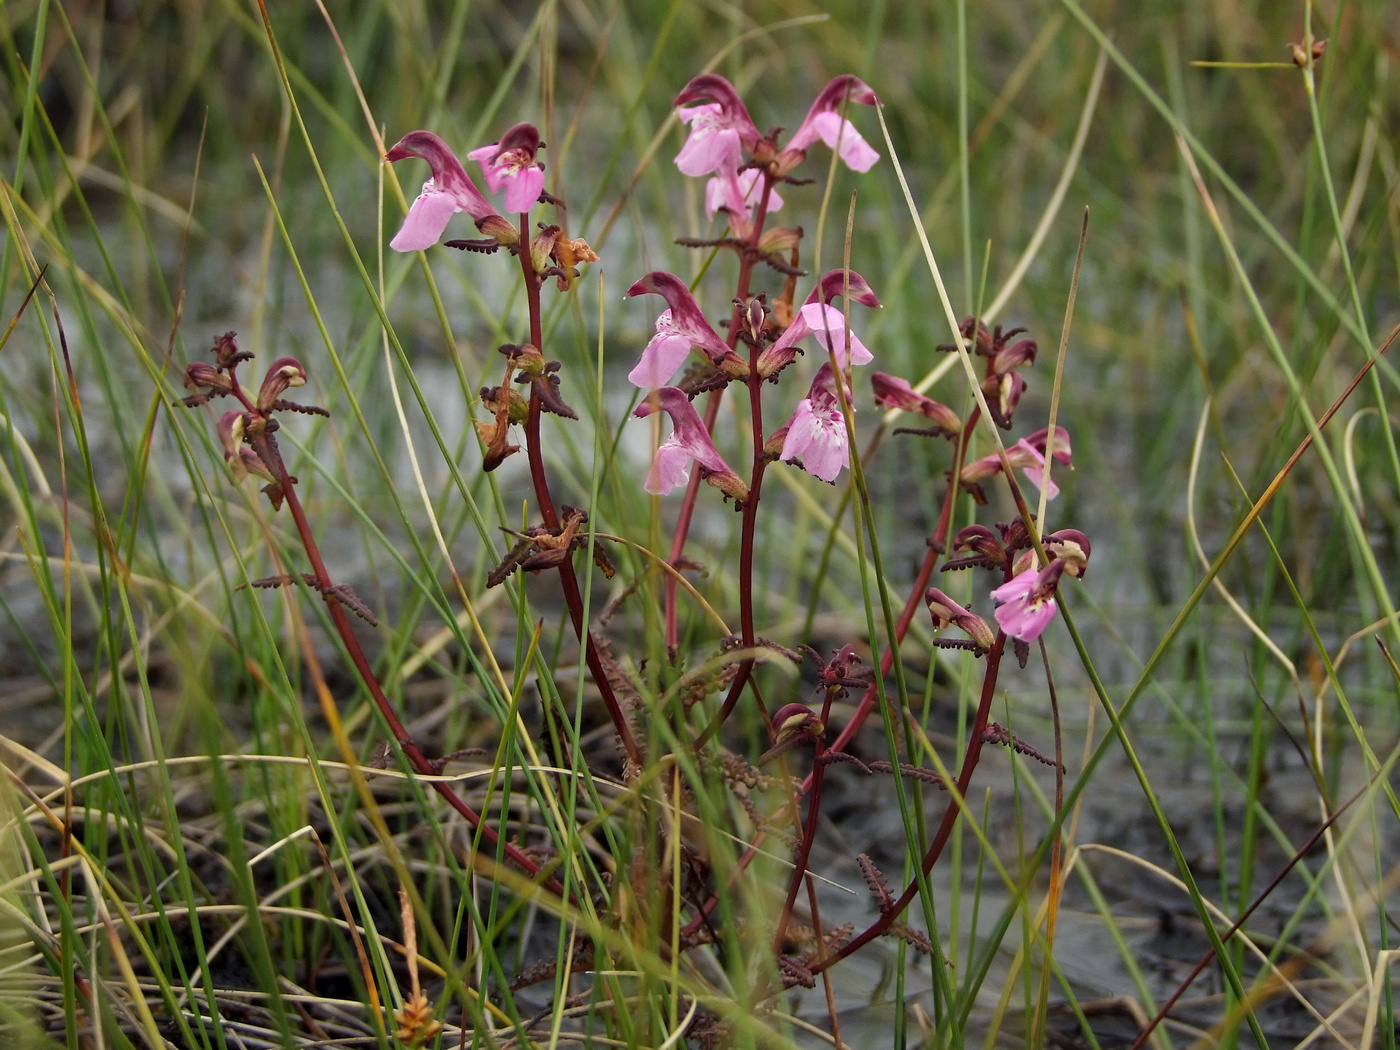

[183,334,570,897]
[242,422,562,896]
[815,408,981,767]
[679,412,980,945]
[513,215,643,767]
[810,624,1009,975]
[690,231,777,748]
[659,179,775,652]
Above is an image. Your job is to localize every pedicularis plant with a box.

[181,72,1094,1041]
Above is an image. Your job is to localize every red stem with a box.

[662,181,773,650]
[249,428,563,896]
[681,411,979,940]
[515,221,644,767]
[815,410,979,768]
[810,622,1008,975]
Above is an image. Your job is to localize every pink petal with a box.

[504,165,544,213]
[991,568,1060,642]
[625,273,731,360]
[647,438,692,495]
[705,169,782,219]
[627,323,693,388]
[675,122,742,177]
[784,76,880,166]
[390,187,459,251]
[633,387,735,487]
[1021,467,1060,500]
[991,570,1035,604]
[808,112,880,172]
[800,302,872,366]
[673,77,762,149]
[994,594,1057,641]
[780,399,849,483]
[466,144,502,190]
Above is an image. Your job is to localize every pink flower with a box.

[796,304,873,367]
[960,426,1072,498]
[673,75,762,177]
[757,269,880,378]
[779,365,851,483]
[991,560,1068,642]
[779,75,881,174]
[466,123,546,214]
[385,131,512,250]
[870,373,962,437]
[633,387,748,503]
[625,272,749,387]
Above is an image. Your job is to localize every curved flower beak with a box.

[757,269,879,379]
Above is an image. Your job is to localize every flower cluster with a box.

[181,332,328,509]
[170,63,1112,1026]
[627,73,886,495]
[384,127,597,290]
[674,73,878,238]
[931,522,1091,648]
[938,317,1039,429]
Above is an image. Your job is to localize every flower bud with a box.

[983,370,1025,428]
[756,227,803,254]
[217,410,274,483]
[1010,548,1037,578]
[991,337,1037,376]
[763,427,789,458]
[770,703,824,743]
[480,385,530,425]
[871,373,962,436]
[529,225,558,275]
[741,296,767,345]
[1045,529,1091,577]
[213,331,251,369]
[951,524,1005,562]
[925,587,995,649]
[257,357,307,410]
[476,213,520,247]
[704,469,750,507]
[505,343,547,377]
[217,410,245,458]
[184,361,232,394]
